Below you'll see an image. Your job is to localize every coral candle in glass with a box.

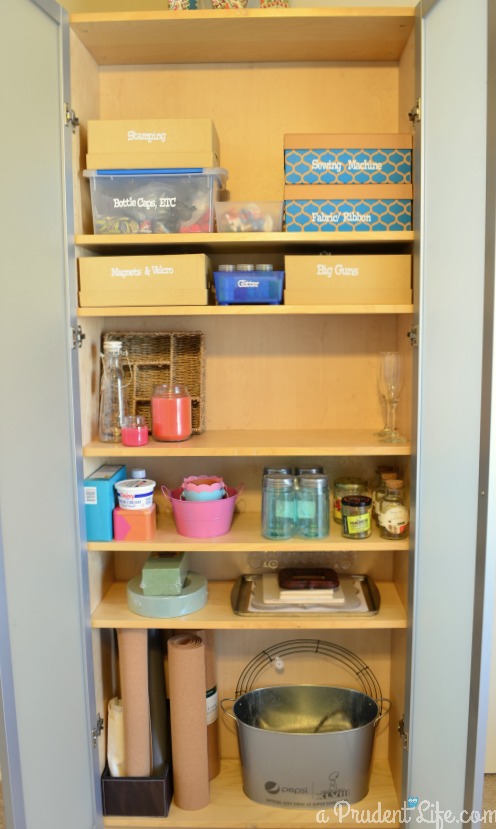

[151,384,192,442]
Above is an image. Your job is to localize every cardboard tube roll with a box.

[168,633,210,810]
[117,628,151,777]
[196,629,221,780]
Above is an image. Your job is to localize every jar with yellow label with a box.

[333,477,367,525]
[341,495,373,539]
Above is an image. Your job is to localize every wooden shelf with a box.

[83,430,411,458]
[79,303,413,317]
[103,758,399,828]
[87,512,409,552]
[75,231,414,254]
[70,9,415,66]
[92,579,406,630]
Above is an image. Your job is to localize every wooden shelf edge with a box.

[75,231,414,250]
[82,430,412,458]
[91,580,407,630]
[102,758,400,828]
[78,303,414,317]
[86,511,410,552]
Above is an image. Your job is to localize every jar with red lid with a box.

[151,384,192,442]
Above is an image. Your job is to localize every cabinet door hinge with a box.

[408,98,421,126]
[398,716,409,750]
[64,102,79,132]
[71,325,86,350]
[407,325,419,348]
[92,713,104,748]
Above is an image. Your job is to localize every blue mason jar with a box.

[262,473,296,539]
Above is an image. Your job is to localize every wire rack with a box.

[235,638,384,712]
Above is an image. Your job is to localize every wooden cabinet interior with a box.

[71,9,416,827]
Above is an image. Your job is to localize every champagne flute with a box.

[377,351,407,444]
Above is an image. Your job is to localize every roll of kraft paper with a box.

[196,629,221,780]
[117,628,152,777]
[168,634,209,809]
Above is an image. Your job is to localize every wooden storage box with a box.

[102,331,205,434]
[284,133,412,185]
[284,184,413,232]
[284,254,412,305]
[78,254,212,307]
[87,117,220,156]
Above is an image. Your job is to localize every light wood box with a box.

[78,254,211,307]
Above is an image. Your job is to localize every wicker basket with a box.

[103,331,205,434]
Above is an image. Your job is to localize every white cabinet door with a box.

[407,0,494,817]
[0,0,101,827]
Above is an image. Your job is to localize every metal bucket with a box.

[222,685,387,809]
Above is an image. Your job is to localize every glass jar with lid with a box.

[151,384,192,442]
[333,477,367,525]
[296,473,330,538]
[341,495,373,539]
[262,473,296,539]
[378,480,409,539]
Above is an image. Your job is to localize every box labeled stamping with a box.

[284,133,412,185]
[84,464,127,542]
[284,254,412,305]
[78,254,211,307]
[88,118,220,156]
[284,184,412,232]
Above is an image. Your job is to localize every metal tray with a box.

[231,573,380,617]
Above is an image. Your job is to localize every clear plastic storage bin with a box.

[215,201,283,232]
[84,168,227,234]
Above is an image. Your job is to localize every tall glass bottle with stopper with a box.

[378,479,409,540]
[98,340,129,442]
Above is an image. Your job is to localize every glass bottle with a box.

[373,470,398,523]
[341,494,373,539]
[262,473,296,539]
[378,480,409,539]
[98,341,129,443]
[296,473,330,538]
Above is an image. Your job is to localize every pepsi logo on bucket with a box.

[263,772,350,807]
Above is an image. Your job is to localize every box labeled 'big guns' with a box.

[284,133,412,185]
[284,254,412,305]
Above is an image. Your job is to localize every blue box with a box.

[213,270,284,305]
[284,133,412,185]
[84,464,127,542]
[284,184,412,232]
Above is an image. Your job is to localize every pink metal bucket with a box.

[162,484,243,538]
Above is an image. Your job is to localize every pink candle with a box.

[151,385,192,442]
[121,416,149,447]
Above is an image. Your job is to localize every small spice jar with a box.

[121,415,149,447]
[333,477,367,525]
[151,384,192,442]
[341,495,373,539]
[262,473,296,540]
[296,473,330,538]
[378,480,409,539]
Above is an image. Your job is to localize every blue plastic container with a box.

[213,270,284,305]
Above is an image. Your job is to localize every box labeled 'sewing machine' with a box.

[284,133,412,185]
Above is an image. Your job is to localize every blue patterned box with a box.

[284,134,412,185]
[284,184,412,232]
